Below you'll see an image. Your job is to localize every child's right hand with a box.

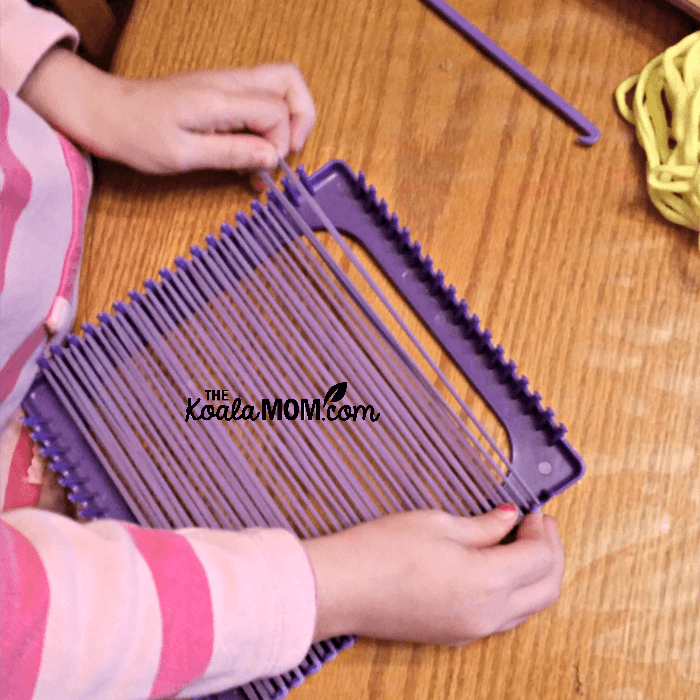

[302,506,564,645]
[20,49,316,174]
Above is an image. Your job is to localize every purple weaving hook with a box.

[422,0,600,146]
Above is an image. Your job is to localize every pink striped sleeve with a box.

[0,0,79,95]
[0,519,50,700]
[52,134,90,306]
[125,525,214,698]
[0,510,317,700]
[0,323,46,403]
[0,87,32,293]
[0,87,91,430]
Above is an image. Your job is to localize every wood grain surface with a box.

[81,0,699,698]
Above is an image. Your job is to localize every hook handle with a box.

[421,0,600,146]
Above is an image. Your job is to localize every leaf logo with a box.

[323,381,347,407]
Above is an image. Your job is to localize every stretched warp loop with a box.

[615,31,700,239]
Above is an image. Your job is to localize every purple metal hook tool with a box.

[422,0,600,146]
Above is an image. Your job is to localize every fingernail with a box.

[496,503,518,519]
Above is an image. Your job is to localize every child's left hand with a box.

[302,507,565,645]
[20,49,316,174]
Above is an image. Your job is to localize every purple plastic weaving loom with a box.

[22,160,584,700]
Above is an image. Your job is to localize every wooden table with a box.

[82,0,700,697]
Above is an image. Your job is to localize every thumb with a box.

[460,504,520,548]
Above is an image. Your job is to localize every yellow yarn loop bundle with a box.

[615,31,700,239]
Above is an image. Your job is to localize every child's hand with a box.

[20,49,315,174]
[112,64,316,173]
[302,507,564,645]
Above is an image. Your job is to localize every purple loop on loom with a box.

[220,221,235,237]
[29,429,53,442]
[79,504,106,519]
[144,279,159,293]
[189,246,205,260]
[159,268,174,281]
[282,668,303,688]
[49,343,64,357]
[280,176,301,206]
[48,458,70,474]
[300,654,322,676]
[114,299,131,313]
[58,472,87,488]
[81,323,97,337]
[39,443,63,458]
[336,635,356,651]
[205,233,218,249]
[22,415,45,429]
[67,488,92,504]
[296,166,314,195]
[321,643,339,662]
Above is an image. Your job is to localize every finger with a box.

[494,613,531,634]
[452,505,519,548]
[542,514,565,583]
[482,515,561,589]
[178,92,292,159]
[180,132,279,172]
[227,64,316,152]
[506,563,563,620]
[516,512,547,542]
